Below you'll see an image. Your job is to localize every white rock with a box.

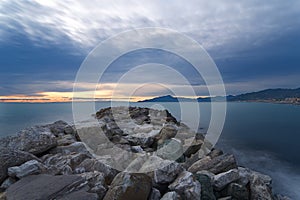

[213,169,239,191]
[169,170,201,199]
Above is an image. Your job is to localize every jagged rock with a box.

[0,177,16,191]
[103,172,152,200]
[0,125,57,155]
[8,160,46,178]
[156,138,183,161]
[75,158,119,184]
[42,152,91,175]
[195,172,216,200]
[160,191,181,200]
[156,124,178,146]
[208,148,223,159]
[148,188,161,200]
[50,142,90,155]
[169,170,201,199]
[183,137,204,157]
[213,169,239,191]
[0,148,38,184]
[227,183,249,200]
[6,174,85,200]
[238,167,273,200]
[57,134,77,146]
[131,145,144,153]
[79,172,107,199]
[48,120,69,136]
[138,156,183,184]
[188,154,237,174]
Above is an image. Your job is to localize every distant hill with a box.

[138,88,300,104]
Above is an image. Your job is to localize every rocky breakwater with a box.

[0,107,290,200]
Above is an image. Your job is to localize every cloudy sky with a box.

[0,0,300,102]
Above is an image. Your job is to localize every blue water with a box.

[0,102,299,198]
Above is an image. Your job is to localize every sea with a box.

[0,102,299,199]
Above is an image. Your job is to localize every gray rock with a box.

[188,154,237,174]
[75,158,119,184]
[139,156,183,184]
[238,167,273,200]
[0,177,16,191]
[57,134,77,146]
[50,142,90,155]
[0,124,58,155]
[57,188,99,200]
[195,172,216,200]
[149,188,161,200]
[213,169,239,191]
[227,183,249,200]
[183,137,203,158]
[103,172,152,200]
[79,171,107,199]
[8,160,46,178]
[43,153,91,175]
[0,148,38,184]
[273,194,291,200]
[160,191,180,200]
[6,174,85,200]
[156,138,183,161]
[169,170,201,199]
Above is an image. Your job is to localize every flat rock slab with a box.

[6,174,85,200]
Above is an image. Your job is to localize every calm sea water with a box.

[0,102,299,198]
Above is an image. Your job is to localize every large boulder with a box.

[168,170,201,199]
[5,174,86,200]
[138,156,183,185]
[238,167,273,200]
[8,160,47,178]
[0,125,57,155]
[0,148,38,184]
[213,169,239,191]
[103,172,152,200]
[195,171,216,200]
[188,154,237,174]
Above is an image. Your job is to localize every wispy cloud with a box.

[1,0,299,52]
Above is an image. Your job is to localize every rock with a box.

[156,124,178,146]
[238,167,272,200]
[213,169,239,191]
[79,171,107,199]
[218,197,232,200]
[138,156,183,184]
[43,152,91,175]
[56,188,99,200]
[183,137,203,157]
[169,170,201,199]
[6,174,85,200]
[48,120,69,136]
[0,177,16,191]
[195,172,216,200]
[148,188,161,200]
[75,158,119,184]
[208,148,223,159]
[0,125,57,155]
[103,172,152,200]
[156,138,183,161]
[160,191,180,200]
[227,183,249,200]
[57,134,77,146]
[7,160,46,178]
[50,142,90,155]
[188,154,237,174]
[131,145,144,153]
[0,148,38,184]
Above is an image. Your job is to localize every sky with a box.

[0,0,300,102]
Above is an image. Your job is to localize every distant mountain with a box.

[138,88,300,104]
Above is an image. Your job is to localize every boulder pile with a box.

[0,107,290,200]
